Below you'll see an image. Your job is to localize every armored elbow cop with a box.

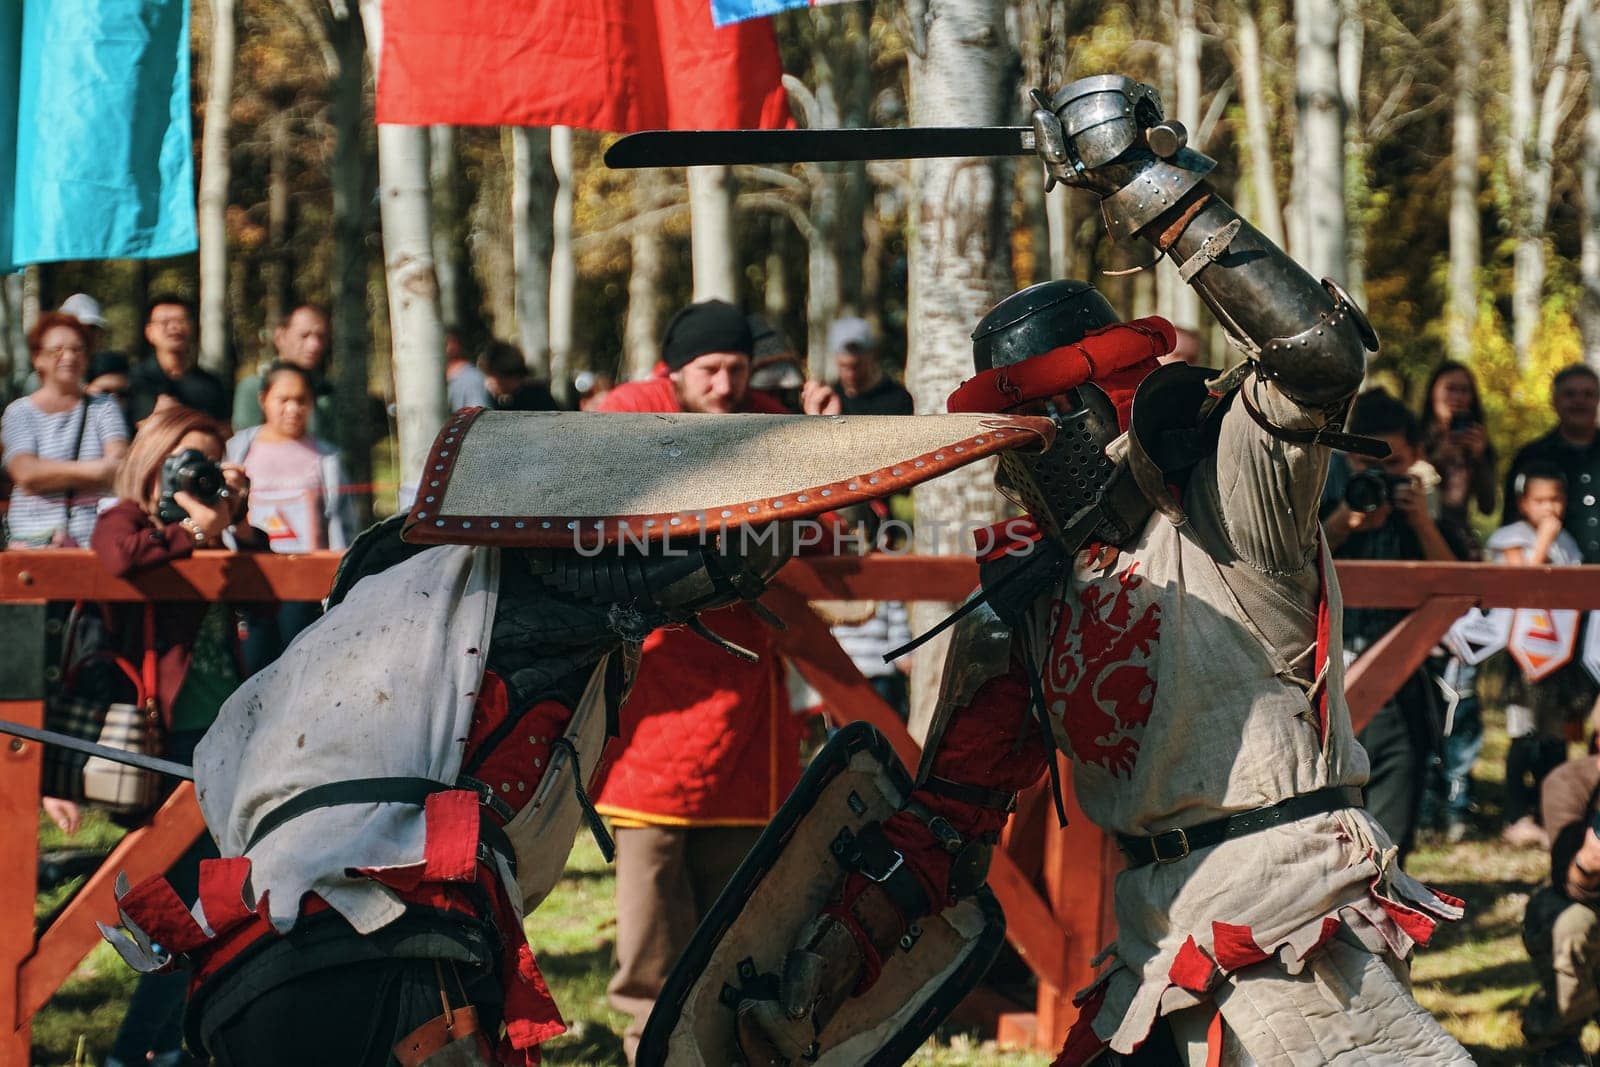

[1034,75,1378,408]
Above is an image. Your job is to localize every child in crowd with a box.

[1490,463,1584,848]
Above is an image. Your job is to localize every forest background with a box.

[0,0,1593,515]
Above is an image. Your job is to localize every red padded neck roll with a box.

[946,316,1176,415]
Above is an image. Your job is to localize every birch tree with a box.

[1446,0,1483,364]
[1508,0,1583,363]
[429,126,466,332]
[1581,0,1600,369]
[624,168,667,379]
[322,0,374,526]
[549,126,575,405]
[1292,0,1346,285]
[1158,0,1202,329]
[512,127,556,379]
[689,165,740,301]
[360,0,447,502]
[198,0,237,376]
[903,0,1016,731]
[1226,0,1285,247]
[1337,0,1365,306]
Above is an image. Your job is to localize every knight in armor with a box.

[96,515,793,1065]
[732,75,1473,1065]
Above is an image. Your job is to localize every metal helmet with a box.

[969,280,1142,548]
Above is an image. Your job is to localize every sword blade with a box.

[604,127,1035,169]
[0,718,195,781]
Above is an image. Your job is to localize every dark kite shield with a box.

[636,723,1006,1067]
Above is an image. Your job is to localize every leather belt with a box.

[1116,786,1363,869]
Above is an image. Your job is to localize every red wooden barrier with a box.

[4,550,1599,1062]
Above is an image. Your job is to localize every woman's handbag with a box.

[43,603,164,815]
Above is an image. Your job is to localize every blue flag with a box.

[2,0,197,273]
[710,0,859,28]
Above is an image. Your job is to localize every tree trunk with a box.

[474,138,516,341]
[265,108,292,337]
[0,273,21,390]
[549,125,575,405]
[1448,0,1483,363]
[1337,0,1366,308]
[326,3,374,527]
[1294,0,1346,285]
[1157,0,1202,329]
[1045,185,1074,280]
[624,168,666,380]
[764,214,790,320]
[688,165,739,302]
[1233,1,1285,247]
[512,127,555,379]
[197,0,236,378]
[429,126,466,333]
[903,0,1016,736]
[1583,2,1600,370]
[1510,0,1583,363]
[361,0,447,505]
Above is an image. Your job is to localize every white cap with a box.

[58,293,107,329]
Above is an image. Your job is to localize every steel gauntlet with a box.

[1034,75,1377,408]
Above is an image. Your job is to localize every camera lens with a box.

[1343,469,1391,514]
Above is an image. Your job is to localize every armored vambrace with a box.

[1035,76,1377,411]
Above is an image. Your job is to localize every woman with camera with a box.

[86,405,265,1067]
[225,361,353,673]
[2,311,128,547]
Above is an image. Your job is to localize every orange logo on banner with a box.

[1508,608,1580,682]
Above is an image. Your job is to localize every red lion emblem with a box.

[1044,567,1162,777]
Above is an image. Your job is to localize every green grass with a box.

[28,709,1573,1065]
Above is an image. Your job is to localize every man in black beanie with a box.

[594,299,834,1061]
[602,299,838,416]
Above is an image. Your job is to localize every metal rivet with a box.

[848,482,859,490]
[490,521,500,529]
[430,480,440,487]
[435,520,445,527]
[892,468,903,476]
[773,500,785,508]
[796,495,808,503]
[748,505,759,513]
[869,476,879,485]
[566,521,576,530]
[935,453,946,460]
[515,521,526,529]
[914,460,925,468]
[417,512,428,519]
[435,465,445,472]
[721,510,733,518]
[425,496,435,503]
[541,521,551,529]
[440,450,449,457]
[462,521,471,528]
[821,489,832,497]
[671,517,682,525]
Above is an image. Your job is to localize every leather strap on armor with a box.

[1237,385,1390,459]
[919,776,1018,812]
[1116,786,1363,868]
[839,822,930,921]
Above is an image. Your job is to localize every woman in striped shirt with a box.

[2,311,127,547]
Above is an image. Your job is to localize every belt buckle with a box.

[1151,828,1190,864]
[865,850,905,883]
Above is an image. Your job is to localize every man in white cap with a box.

[827,316,912,416]
[59,293,108,352]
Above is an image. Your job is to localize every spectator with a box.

[828,316,913,415]
[2,312,127,547]
[226,363,354,674]
[1158,324,1203,366]
[232,304,337,441]
[1324,389,1462,858]
[128,294,230,426]
[479,340,558,412]
[1420,360,1498,532]
[1492,463,1586,849]
[1520,752,1600,1066]
[1506,364,1600,563]
[593,300,831,1062]
[445,331,492,411]
[1414,361,1496,843]
[574,370,614,410]
[58,292,108,353]
[91,405,263,1067]
[85,351,134,435]
[749,315,806,413]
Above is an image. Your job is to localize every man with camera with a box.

[1521,752,1600,1066]
[1323,389,1465,857]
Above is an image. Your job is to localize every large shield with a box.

[637,723,1006,1066]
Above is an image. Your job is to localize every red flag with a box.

[377,0,791,131]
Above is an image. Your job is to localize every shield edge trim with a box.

[635,721,1008,1066]
[401,409,1054,548]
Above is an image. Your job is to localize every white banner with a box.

[1443,607,1514,666]
[1508,608,1580,682]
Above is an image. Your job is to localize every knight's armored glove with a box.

[1032,75,1376,409]
[734,803,997,1065]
